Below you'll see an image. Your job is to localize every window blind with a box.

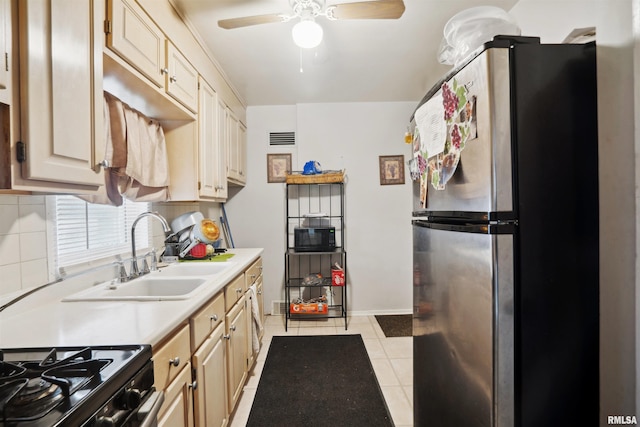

[51,196,151,269]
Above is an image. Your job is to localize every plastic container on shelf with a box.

[438,6,521,66]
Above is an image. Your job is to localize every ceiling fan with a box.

[218,0,406,49]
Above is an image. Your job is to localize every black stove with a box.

[0,345,155,427]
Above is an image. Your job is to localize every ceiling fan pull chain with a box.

[299,48,304,73]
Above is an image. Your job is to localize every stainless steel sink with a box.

[62,276,207,302]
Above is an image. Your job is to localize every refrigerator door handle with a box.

[412,219,515,234]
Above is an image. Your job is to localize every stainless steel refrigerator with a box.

[411,36,599,427]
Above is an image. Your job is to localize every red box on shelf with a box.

[290,302,328,314]
[331,269,345,286]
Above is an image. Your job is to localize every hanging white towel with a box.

[118,99,170,202]
[248,284,263,354]
[86,92,171,205]
[76,93,124,206]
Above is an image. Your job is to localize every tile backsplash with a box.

[0,195,49,295]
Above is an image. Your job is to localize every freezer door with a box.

[413,221,514,427]
[413,48,513,218]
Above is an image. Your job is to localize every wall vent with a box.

[269,131,295,146]
[271,300,287,315]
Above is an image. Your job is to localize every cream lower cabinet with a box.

[255,275,265,343]
[156,258,263,427]
[158,363,195,427]
[245,257,263,364]
[226,293,248,414]
[191,291,227,427]
[193,323,228,427]
[155,324,195,427]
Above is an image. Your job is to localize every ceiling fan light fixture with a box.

[292,18,323,49]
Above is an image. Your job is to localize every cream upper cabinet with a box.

[198,78,216,198]
[226,111,246,185]
[198,77,227,200]
[106,0,198,113]
[107,0,165,88]
[17,0,104,187]
[215,97,229,199]
[167,41,198,113]
[237,122,247,181]
[0,0,9,96]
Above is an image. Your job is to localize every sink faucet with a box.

[130,212,172,278]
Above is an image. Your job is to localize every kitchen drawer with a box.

[245,257,263,288]
[190,291,225,351]
[153,323,191,391]
[225,273,245,311]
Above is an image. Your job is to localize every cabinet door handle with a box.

[169,357,180,367]
[161,67,169,75]
[189,380,198,390]
[257,290,262,295]
[223,334,230,340]
[170,75,177,83]
[236,288,242,293]
[230,325,236,332]
[210,314,218,322]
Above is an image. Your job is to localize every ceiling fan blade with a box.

[218,14,285,29]
[329,0,405,20]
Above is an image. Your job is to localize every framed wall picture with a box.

[267,153,291,183]
[379,155,405,185]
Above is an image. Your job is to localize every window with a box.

[48,196,151,270]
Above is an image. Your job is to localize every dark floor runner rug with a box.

[375,314,412,337]
[246,335,394,427]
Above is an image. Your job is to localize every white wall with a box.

[509,0,637,422]
[225,102,416,316]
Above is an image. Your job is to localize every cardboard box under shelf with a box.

[290,302,328,314]
[286,170,344,184]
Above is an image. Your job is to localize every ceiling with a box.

[171,0,519,106]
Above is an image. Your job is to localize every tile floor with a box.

[229,314,414,427]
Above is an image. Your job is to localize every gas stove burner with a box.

[3,378,63,422]
[14,378,57,404]
[0,345,152,427]
[0,347,112,423]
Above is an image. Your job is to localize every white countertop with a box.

[0,248,263,349]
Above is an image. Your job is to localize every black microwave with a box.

[294,227,336,252]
